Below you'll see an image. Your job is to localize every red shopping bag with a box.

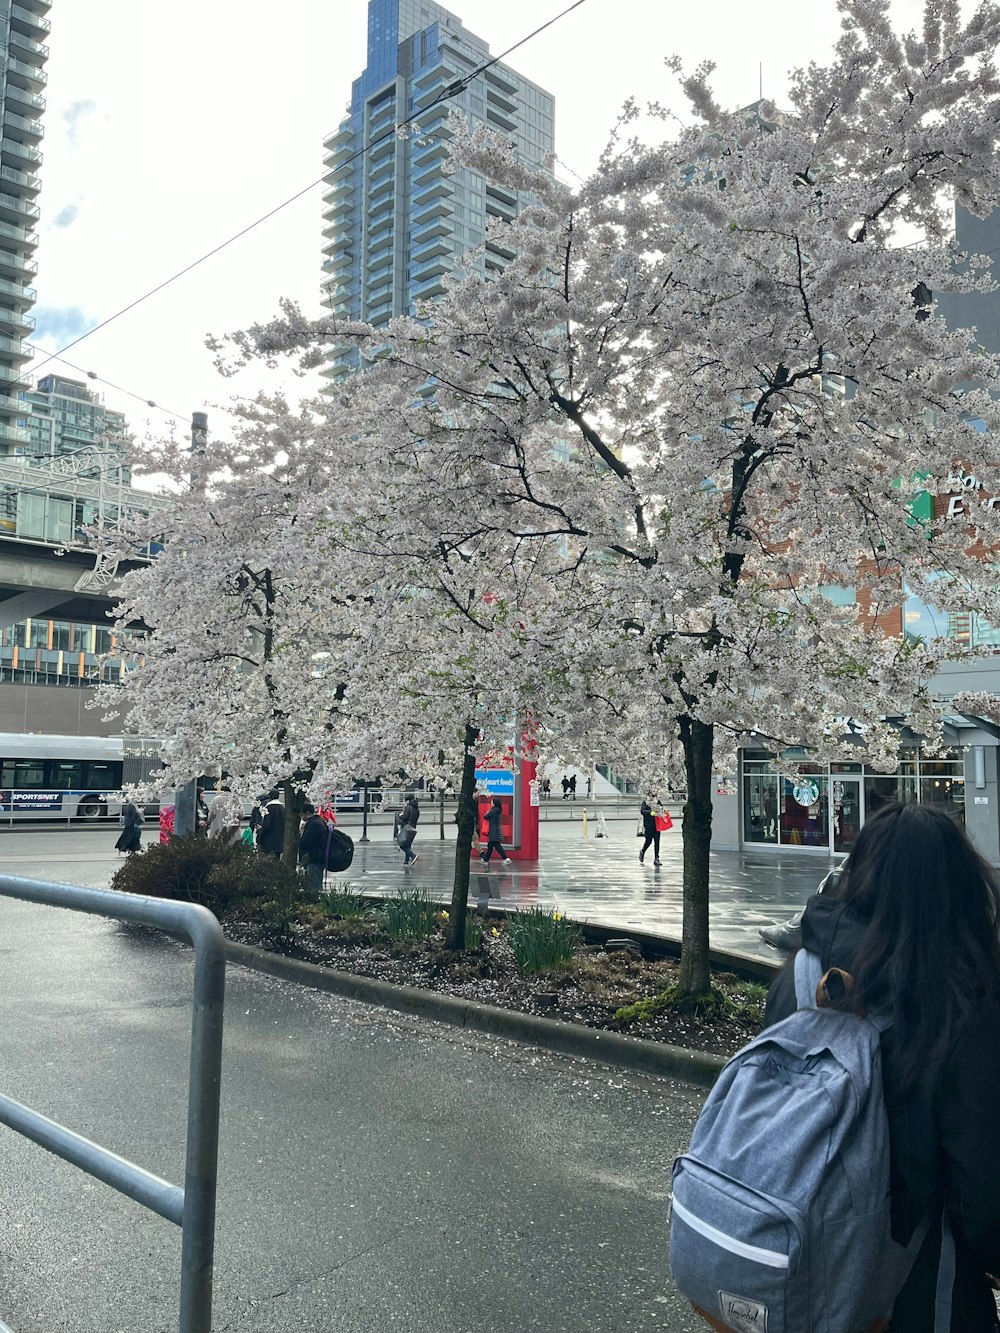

[654,811,673,832]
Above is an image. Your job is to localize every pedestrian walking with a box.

[115,797,143,855]
[638,797,661,866]
[761,802,1000,1331]
[298,802,329,893]
[568,774,577,800]
[397,793,420,867]
[256,789,285,859]
[561,774,570,800]
[480,797,512,866]
[541,777,551,801]
[207,790,242,843]
[196,789,209,834]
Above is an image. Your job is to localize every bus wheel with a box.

[78,798,106,820]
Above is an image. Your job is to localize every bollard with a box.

[582,809,589,839]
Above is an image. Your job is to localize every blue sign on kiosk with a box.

[475,768,515,796]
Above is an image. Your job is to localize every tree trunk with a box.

[677,716,714,999]
[281,780,306,868]
[445,722,478,951]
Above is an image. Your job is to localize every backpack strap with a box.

[793,947,824,1010]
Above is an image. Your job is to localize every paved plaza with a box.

[0,807,834,963]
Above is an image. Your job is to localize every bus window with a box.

[1,760,45,788]
[84,761,122,789]
[48,761,84,789]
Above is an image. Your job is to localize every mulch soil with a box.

[223,906,768,1059]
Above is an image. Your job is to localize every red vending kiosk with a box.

[473,750,539,862]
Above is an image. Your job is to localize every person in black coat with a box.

[256,790,285,859]
[765,802,1000,1332]
[479,797,511,865]
[398,794,420,866]
[298,803,329,892]
[639,799,661,866]
[115,797,142,855]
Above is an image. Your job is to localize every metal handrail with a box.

[0,876,226,1333]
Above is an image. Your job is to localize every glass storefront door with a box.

[779,772,829,847]
[832,776,861,853]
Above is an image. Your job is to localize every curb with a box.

[224,940,726,1090]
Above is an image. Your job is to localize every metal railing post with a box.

[0,876,226,1333]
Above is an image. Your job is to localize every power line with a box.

[23,0,589,389]
[24,345,187,424]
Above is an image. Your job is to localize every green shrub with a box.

[380,887,437,941]
[317,884,370,919]
[110,835,308,917]
[506,907,580,974]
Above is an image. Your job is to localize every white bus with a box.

[0,734,162,822]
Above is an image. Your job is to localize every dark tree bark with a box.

[677,715,715,999]
[445,721,478,951]
[281,779,307,868]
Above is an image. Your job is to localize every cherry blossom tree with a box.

[100,405,552,927]
[220,0,1000,999]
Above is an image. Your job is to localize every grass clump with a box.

[317,883,369,919]
[381,887,437,941]
[507,907,580,975]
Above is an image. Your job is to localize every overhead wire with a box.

[23,345,187,424]
[22,0,589,394]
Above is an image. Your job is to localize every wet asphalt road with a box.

[0,893,709,1332]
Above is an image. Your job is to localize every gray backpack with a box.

[669,949,953,1333]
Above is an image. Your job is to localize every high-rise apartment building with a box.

[0,0,48,456]
[321,0,554,379]
[23,374,128,467]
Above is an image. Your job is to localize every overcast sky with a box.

[32,0,928,453]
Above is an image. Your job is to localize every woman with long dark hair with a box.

[765,802,1000,1331]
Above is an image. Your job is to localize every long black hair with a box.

[830,802,1000,1090]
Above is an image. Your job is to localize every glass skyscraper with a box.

[321,0,554,379]
[0,0,48,456]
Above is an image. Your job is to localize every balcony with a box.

[5,59,47,92]
[0,277,35,306]
[0,307,34,338]
[411,235,450,263]
[4,110,44,144]
[0,422,32,443]
[0,164,41,194]
[0,248,37,282]
[486,106,517,134]
[0,219,36,249]
[10,5,51,38]
[1,138,42,169]
[4,84,45,116]
[0,191,39,224]
[7,31,49,63]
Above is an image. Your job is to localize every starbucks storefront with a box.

[740,746,972,856]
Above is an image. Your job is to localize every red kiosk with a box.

[473,733,539,862]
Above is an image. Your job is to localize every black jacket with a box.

[298,814,328,867]
[485,804,502,841]
[400,798,419,829]
[766,894,1000,1332]
[640,801,656,835]
[257,800,285,856]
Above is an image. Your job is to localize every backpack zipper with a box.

[671,1196,791,1269]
